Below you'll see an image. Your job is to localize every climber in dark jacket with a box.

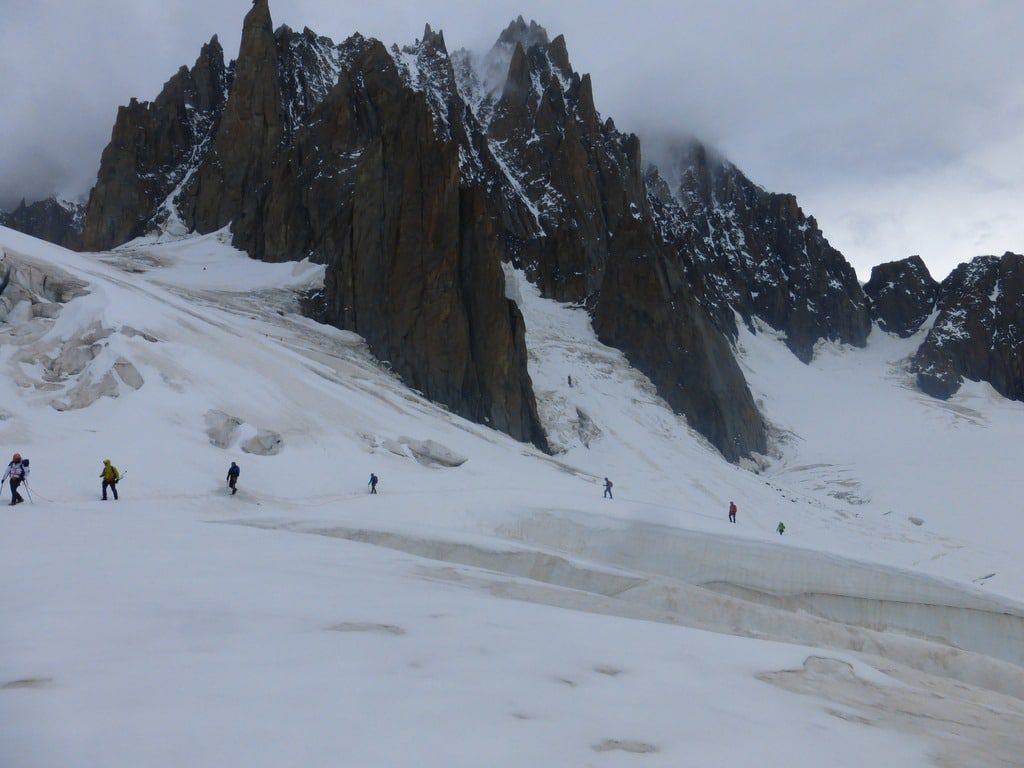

[227,462,240,495]
[603,477,613,499]
[368,473,378,494]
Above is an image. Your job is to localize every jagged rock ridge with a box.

[913,253,1024,401]
[0,198,85,250]
[83,2,1024,460]
[82,36,228,248]
[74,4,776,459]
[646,140,871,363]
[452,23,768,459]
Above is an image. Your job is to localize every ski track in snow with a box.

[2,225,1024,766]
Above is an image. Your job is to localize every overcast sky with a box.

[1,0,1021,279]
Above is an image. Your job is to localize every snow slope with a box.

[3,226,1024,766]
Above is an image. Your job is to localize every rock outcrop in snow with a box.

[913,252,1024,400]
[863,255,939,338]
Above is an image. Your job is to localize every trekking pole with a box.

[22,482,33,505]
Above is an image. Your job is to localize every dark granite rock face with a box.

[81,36,227,250]
[593,212,767,461]
[647,140,871,362]
[454,25,767,458]
[185,0,283,238]
[0,198,84,249]
[482,36,646,303]
[913,253,1024,401]
[242,37,548,448]
[864,255,939,337]
[80,6,548,450]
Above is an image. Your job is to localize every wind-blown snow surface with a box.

[2,226,1024,766]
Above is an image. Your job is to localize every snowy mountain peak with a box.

[497,16,550,49]
[646,137,870,362]
[864,255,939,338]
[914,251,1024,400]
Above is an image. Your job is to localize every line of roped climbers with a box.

[604,481,788,535]
[3,454,787,533]
[1,454,127,505]
[1,452,382,504]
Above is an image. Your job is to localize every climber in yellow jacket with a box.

[100,459,120,501]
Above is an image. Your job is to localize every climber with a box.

[2,453,29,505]
[603,477,613,499]
[776,521,786,536]
[728,501,737,524]
[227,462,240,495]
[100,459,120,501]
[368,473,379,495]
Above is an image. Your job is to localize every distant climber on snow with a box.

[368,473,379,495]
[227,462,240,495]
[603,477,613,499]
[100,459,121,501]
[776,521,786,536]
[2,453,29,506]
[728,501,737,524]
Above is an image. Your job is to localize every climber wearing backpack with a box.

[776,521,786,536]
[728,501,737,524]
[2,453,29,505]
[603,477,613,499]
[100,459,121,501]
[227,462,240,495]
[368,473,379,495]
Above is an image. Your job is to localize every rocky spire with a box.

[499,43,532,108]
[497,16,549,48]
[81,31,228,250]
[188,35,227,112]
[186,0,285,236]
[421,23,446,52]
[547,34,572,76]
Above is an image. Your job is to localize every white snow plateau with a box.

[2,224,1024,767]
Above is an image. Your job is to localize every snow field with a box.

[3,225,1024,765]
